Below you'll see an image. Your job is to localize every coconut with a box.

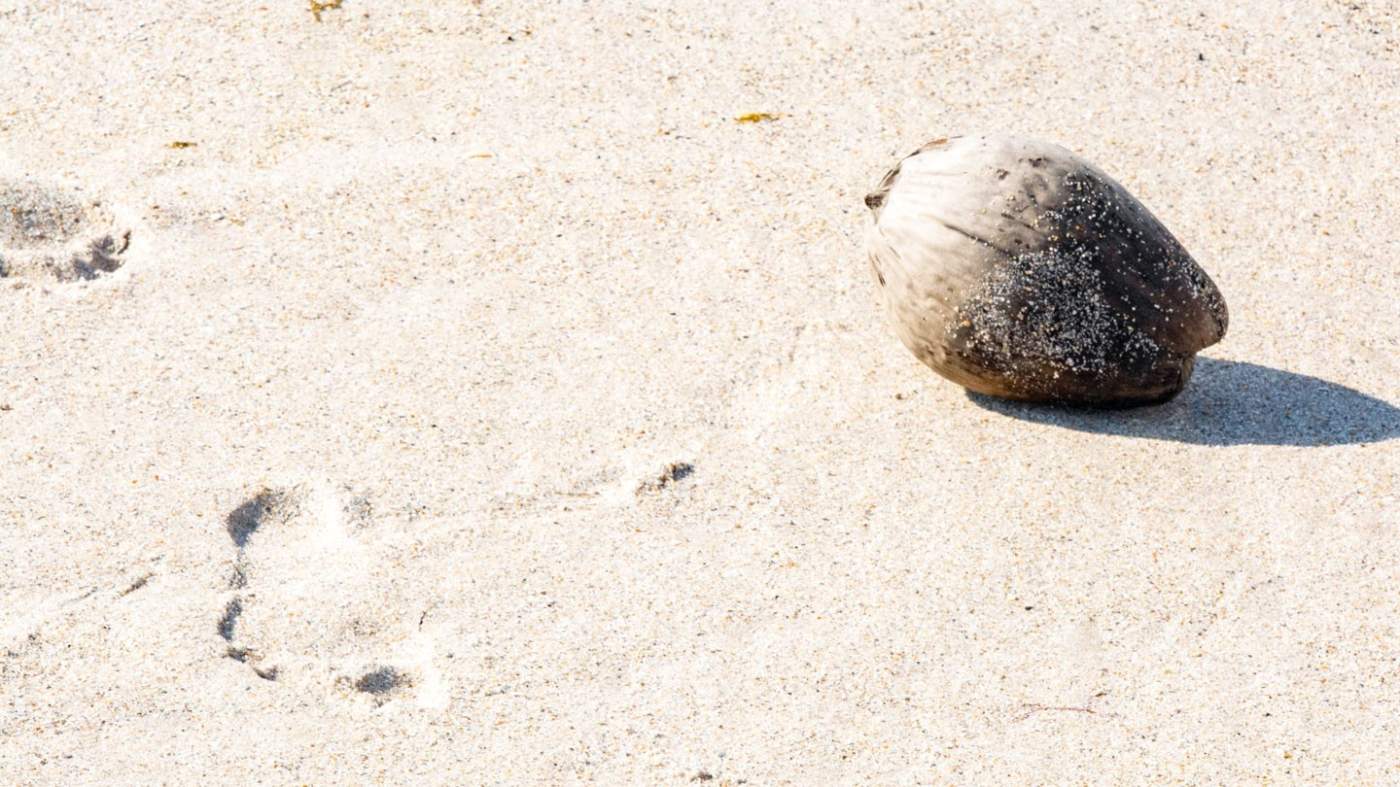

[865,134,1228,407]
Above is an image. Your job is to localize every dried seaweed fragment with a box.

[310,0,343,22]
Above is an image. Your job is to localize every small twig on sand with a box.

[310,0,343,22]
[1014,690,1119,722]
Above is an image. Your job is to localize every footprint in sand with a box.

[0,176,133,283]
[214,481,447,708]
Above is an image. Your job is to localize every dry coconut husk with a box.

[865,134,1228,407]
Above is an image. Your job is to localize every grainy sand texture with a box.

[2,1,1399,783]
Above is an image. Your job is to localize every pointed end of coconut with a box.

[1209,291,1229,345]
[865,161,905,220]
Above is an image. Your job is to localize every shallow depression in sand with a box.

[0,177,131,282]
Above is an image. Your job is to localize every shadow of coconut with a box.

[966,358,1400,447]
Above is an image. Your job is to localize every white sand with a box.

[2,1,1398,783]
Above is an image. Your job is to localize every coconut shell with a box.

[865,134,1228,407]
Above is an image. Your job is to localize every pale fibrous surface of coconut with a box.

[866,134,1229,406]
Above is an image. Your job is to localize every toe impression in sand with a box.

[865,134,1228,408]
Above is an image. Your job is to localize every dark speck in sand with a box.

[355,666,412,695]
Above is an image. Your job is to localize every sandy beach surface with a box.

[3,0,1399,783]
